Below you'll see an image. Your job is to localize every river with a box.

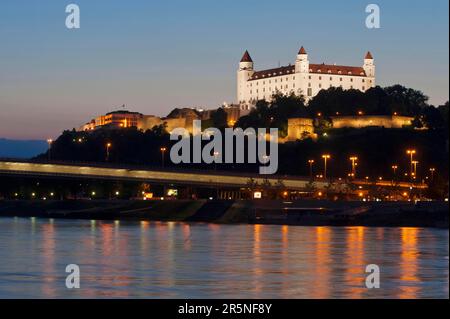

[0,217,448,299]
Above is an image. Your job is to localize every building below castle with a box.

[78,104,245,135]
[285,115,414,142]
[237,47,376,106]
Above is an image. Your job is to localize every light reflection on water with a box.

[0,217,448,299]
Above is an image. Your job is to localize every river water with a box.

[0,217,448,299]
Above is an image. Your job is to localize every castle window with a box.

[330,77,333,81]
[340,78,343,81]
[328,70,331,74]
[319,84,322,88]
[319,76,322,80]
[362,86,365,90]
[362,79,365,83]
[293,83,295,88]
[293,76,295,80]
[338,71,342,74]
[309,76,312,80]
[350,78,353,82]
[307,88,312,96]
[308,83,311,87]
[348,72,352,75]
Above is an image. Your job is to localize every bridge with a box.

[0,159,425,191]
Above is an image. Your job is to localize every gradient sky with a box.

[0,0,448,139]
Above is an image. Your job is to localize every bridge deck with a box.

[0,160,426,190]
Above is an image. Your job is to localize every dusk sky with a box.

[0,0,448,139]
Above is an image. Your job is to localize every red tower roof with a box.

[298,46,307,54]
[365,51,373,59]
[240,50,253,63]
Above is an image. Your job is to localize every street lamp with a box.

[47,139,53,161]
[392,165,398,175]
[391,165,398,185]
[406,149,416,177]
[412,161,419,179]
[429,168,436,181]
[322,154,331,180]
[106,143,112,162]
[349,156,358,178]
[214,151,220,171]
[308,160,315,181]
[160,147,167,168]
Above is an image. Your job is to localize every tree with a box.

[211,108,228,129]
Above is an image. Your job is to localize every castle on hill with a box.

[237,46,376,107]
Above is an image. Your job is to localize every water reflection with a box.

[313,227,331,298]
[399,228,420,299]
[41,223,56,298]
[0,218,447,299]
[345,227,366,298]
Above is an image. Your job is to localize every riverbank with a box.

[0,199,448,228]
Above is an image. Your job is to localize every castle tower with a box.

[295,46,309,73]
[295,46,310,98]
[237,50,255,105]
[363,51,375,78]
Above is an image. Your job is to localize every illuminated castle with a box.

[237,47,375,106]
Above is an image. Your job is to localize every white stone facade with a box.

[237,47,376,106]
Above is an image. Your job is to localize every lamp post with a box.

[308,160,315,181]
[349,156,358,178]
[106,143,112,162]
[47,139,53,161]
[391,165,398,185]
[406,149,416,178]
[412,161,419,179]
[429,168,436,181]
[392,165,398,175]
[160,147,167,168]
[322,154,331,180]
[214,151,221,198]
